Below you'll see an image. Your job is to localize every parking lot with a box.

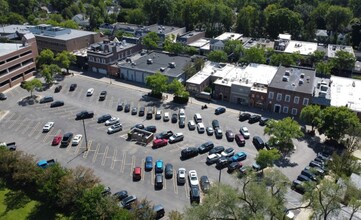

[0,73,317,214]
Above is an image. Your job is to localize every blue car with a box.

[144,156,153,171]
[230,152,247,162]
[155,160,164,173]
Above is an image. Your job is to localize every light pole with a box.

[217,168,222,198]
[82,119,89,151]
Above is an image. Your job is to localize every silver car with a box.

[107,123,122,134]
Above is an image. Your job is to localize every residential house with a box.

[210,32,243,51]
[177,31,205,45]
[72,14,89,27]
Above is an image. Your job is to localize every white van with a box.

[193,113,202,123]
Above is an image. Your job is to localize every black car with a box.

[131,107,138,115]
[225,130,235,142]
[215,107,226,115]
[248,115,261,124]
[139,107,145,116]
[156,131,174,139]
[121,195,137,209]
[216,157,230,169]
[239,112,251,121]
[181,147,199,159]
[99,91,107,101]
[54,85,62,93]
[209,146,225,155]
[171,113,178,123]
[50,101,64,108]
[40,96,54,103]
[291,180,306,194]
[190,186,200,204]
[198,141,214,154]
[0,93,8,100]
[212,120,220,129]
[117,102,124,111]
[61,132,73,147]
[132,124,145,130]
[102,187,111,196]
[146,109,153,119]
[301,170,317,182]
[113,190,128,201]
[297,174,311,182]
[124,104,130,112]
[97,114,112,123]
[75,111,94,120]
[179,117,185,128]
[144,125,157,133]
[165,163,173,179]
[155,174,163,189]
[227,161,242,173]
[69,84,77,91]
[259,117,269,126]
[200,176,210,193]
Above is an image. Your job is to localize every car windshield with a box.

[191,176,197,180]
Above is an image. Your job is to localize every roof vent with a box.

[285,70,290,76]
[300,73,305,78]
[282,76,289,82]
[147,59,153,64]
[169,62,176,68]
[292,83,295,86]
[160,67,166,72]
[352,81,356,87]
[299,79,304,85]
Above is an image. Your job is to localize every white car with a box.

[42,122,54,132]
[177,168,186,184]
[169,133,184,143]
[107,123,122,134]
[105,117,120,126]
[72,134,83,146]
[163,112,170,121]
[188,120,196,130]
[240,126,250,139]
[86,88,94,96]
[188,170,199,187]
[197,122,205,133]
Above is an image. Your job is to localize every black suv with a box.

[156,131,174,139]
[146,109,153,119]
[248,115,261,124]
[198,141,214,154]
[124,104,130,112]
[54,85,62,93]
[99,91,107,101]
[212,120,220,129]
[97,114,112,123]
[139,106,145,116]
[76,111,94,120]
[216,157,230,169]
[50,101,64,108]
[252,136,265,149]
[259,117,269,126]
[239,112,251,121]
[190,186,200,204]
[165,163,173,179]
[61,132,73,147]
[69,84,77,91]
[117,102,124,111]
[181,147,199,159]
[171,113,178,123]
[40,96,54,103]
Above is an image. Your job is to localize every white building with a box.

[210,32,243,51]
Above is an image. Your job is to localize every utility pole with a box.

[82,119,89,151]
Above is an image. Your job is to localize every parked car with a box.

[215,128,223,139]
[43,122,54,132]
[144,156,153,171]
[155,174,163,189]
[252,136,265,149]
[235,134,246,147]
[230,152,247,162]
[155,110,162,120]
[50,101,64,108]
[291,180,306,194]
[144,125,157,133]
[133,167,142,181]
[181,147,199,159]
[156,130,173,139]
[131,123,144,130]
[54,85,62,93]
[177,168,186,185]
[61,132,73,147]
[99,91,107,101]
[188,120,196,130]
[40,96,54,103]
[113,190,128,201]
[190,186,200,204]
[152,139,168,149]
[209,146,225,155]
[226,130,235,141]
[52,135,62,145]
[221,147,235,157]
[117,102,124,111]
[188,170,199,186]
[146,109,153,119]
[179,117,185,128]
[171,113,178,123]
[131,107,138,115]
[69,83,77,91]
[86,88,94,96]
[212,120,220,129]
[216,157,230,169]
[248,115,261,124]
[124,104,130,112]
[228,161,243,173]
[0,93,7,100]
[138,106,145,116]
[120,195,137,209]
[72,134,82,146]
[297,174,311,182]
[259,117,269,126]
[169,133,184,143]
[206,126,214,135]
[198,141,214,154]
[165,163,173,179]
[163,112,170,121]
[215,107,226,115]
[240,127,250,139]
[206,153,221,165]
[105,117,120,126]
[200,176,210,193]
[301,169,317,182]
[107,123,122,134]
[309,161,325,169]
[239,112,251,121]
[155,160,164,173]
[98,114,112,123]
[197,123,205,133]
[304,166,325,176]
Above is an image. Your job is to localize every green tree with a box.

[37,49,55,68]
[328,151,361,177]
[6,12,26,24]
[125,8,146,24]
[264,117,303,156]
[240,47,266,64]
[168,210,183,220]
[145,72,168,95]
[142,32,160,51]
[194,57,205,72]
[41,64,61,84]
[256,149,281,170]
[326,6,353,39]
[22,79,42,97]
[236,5,260,37]
[309,50,326,65]
[207,50,227,63]
[270,53,299,66]
[342,123,361,153]
[60,20,79,29]
[55,50,77,74]
[330,50,356,74]
[267,8,303,39]
[223,40,243,62]
[316,61,333,77]
[169,79,189,98]
[318,106,360,142]
[183,63,197,80]
[300,105,321,132]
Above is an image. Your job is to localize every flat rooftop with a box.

[327,44,355,58]
[215,32,243,41]
[0,43,27,56]
[119,52,191,78]
[312,77,331,106]
[269,66,316,94]
[186,62,226,85]
[0,25,31,35]
[284,41,318,55]
[29,25,97,41]
[330,76,361,112]
[243,38,274,49]
[188,38,210,48]
[179,31,204,39]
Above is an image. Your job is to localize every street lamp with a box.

[217,168,222,199]
[82,119,89,151]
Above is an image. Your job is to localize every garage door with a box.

[135,71,143,83]
[98,68,107,74]
[92,67,97,73]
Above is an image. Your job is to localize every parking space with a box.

[0,74,316,213]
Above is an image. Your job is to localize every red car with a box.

[133,167,142,181]
[52,135,62,145]
[152,139,168,149]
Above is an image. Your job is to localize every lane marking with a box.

[101,146,109,166]
[129,156,136,177]
[185,180,190,198]
[120,151,126,173]
[92,143,101,162]
[151,168,154,186]
[8,115,22,129]
[15,118,29,131]
[43,127,57,143]
[1,112,15,124]
[111,149,117,169]
[83,140,95,158]
[141,158,145,183]
[173,170,178,194]
[28,122,41,137]
[21,120,35,134]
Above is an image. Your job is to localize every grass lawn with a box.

[0,188,68,220]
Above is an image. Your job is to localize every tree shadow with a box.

[3,190,31,213]
[275,157,298,168]
[17,96,39,106]
[26,203,60,220]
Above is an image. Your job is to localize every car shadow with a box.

[17,96,39,106]
[275,157,298,168]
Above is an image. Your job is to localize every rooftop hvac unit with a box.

[160,67,166,72]
[282,76,289,82]
[285,70,290,76]
[169,62,176,68]
[320,85,328,91]
[300,73,305,78]
[319,91,327,97]
[299,79,304,85]
[147,59,153,64]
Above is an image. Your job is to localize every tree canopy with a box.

[55,50,76,74]
[207,50,227,63]
[256,149,281,169]
[142,32,160,51]
[145,72,168,95]
[22,79,42,97]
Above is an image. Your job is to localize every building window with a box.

[303,98,309,105]
[285,95,290,102]
[294,96,299,104]
[96,58,100,63]
[276,93,282,101]
[283,106,289,113]
[102,59,105,64]
[268,92,274,99]
[291,108,298,115]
